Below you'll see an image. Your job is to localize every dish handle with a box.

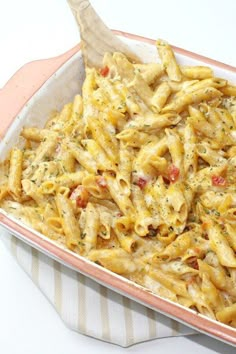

[0,44,80,140]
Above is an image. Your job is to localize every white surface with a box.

[0,0,235,353]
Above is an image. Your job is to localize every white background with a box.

[0,1,235,353]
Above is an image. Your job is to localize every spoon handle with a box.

[67,0,140,67]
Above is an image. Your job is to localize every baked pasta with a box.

[1,39,236,327]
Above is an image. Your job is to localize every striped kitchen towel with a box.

[1,231,196,347]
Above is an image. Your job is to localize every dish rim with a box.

[0,30,236,347]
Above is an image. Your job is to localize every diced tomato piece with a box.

[137,177,147,190]
[100,66,109,77]
[168,164,180,183]
[70,185,89,208]
[212,175,226,187]
[96,176,107,188]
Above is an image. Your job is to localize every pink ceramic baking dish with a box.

[0,31,236,346]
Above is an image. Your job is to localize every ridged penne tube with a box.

[187,107,216,139]
[46,217,64,234]
[82,203,100,254]
[67,141,97,173]
[132,185,152,236]
[167,79,198,93]
[82,68,97,101]
[34,220,64,241]
[149,269,189,298]
[8,148,23,200]
[87,116,119,163]
[63,95,84,135]
[220,85,236,97]
[160,259,199,276]
[114,216,133,234]
[96,205,113,239]
[163,87,222,113]
[215,108,235,131]
[88,248,136,274]
[55,171,87,188]
[187,282,216,319]
[82,174,111,200]
[175,78,226,97]
[21,179,45,206]
[165,128,184,170]
[72,94,83,116]
[125,91,142,117]
[117,143,134,196]
[57,146,75,173]
[82,139,116,172]
[153,232,192,262]
[48,103,72,132]
[30,161,60,186]
[133,136,168,176]
[216,303,236,324]
[141,274,178,302]
[199,260,236,296]
[180,66,213,79]
[106,109,127,132]
[196,143,226,166]
[21,127,52,142]
[183,122,197,175]
[126,112,181,132]
[204,221,236,267]
[128,74,154,109]
[114,229,136,253]
[23,135,58,178]
[152,82,171,112]
[96,75,127,112]
[134,63,164,85]
[165,183,189,226]
[116,129,158,148]
[55,193,81,249]
[201,273,223,311]
[156,39,182,82]
[104,172,135,216]
[89,198,119,213]
[207,107,225,128]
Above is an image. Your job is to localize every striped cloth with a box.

[2,231,196,347]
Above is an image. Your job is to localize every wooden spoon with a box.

[67,0,141,67]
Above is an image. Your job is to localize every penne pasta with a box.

[1,39,236,328]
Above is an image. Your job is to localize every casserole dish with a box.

[0,30,236,346]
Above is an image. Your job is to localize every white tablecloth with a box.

[0,1,235,353]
